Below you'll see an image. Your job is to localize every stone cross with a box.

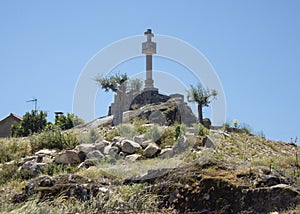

[142,29,156,90]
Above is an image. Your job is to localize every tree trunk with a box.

[198,104,203,124]
[112,92,122,126]
[112,84,126,126]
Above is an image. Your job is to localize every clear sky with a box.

[0,1,299,142]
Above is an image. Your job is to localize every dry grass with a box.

[0,183,160,214]
[96,154,186,179]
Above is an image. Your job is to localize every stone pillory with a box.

[142,29,156,90]
[108,29,197,125]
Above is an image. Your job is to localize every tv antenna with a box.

[26,98,37,111]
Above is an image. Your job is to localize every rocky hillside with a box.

[0,114,299,213]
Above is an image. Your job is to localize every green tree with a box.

[95,73,128,126]
[187,84,217,124]
[11,110,47,137]
[55,113,84,130]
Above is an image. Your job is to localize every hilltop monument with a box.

[108,29,196,125]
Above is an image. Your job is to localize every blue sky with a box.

[0,1,299,142]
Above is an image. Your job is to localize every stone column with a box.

[145,55,153,88]
[142,29,156,90]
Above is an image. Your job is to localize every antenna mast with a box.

[26,98,37,111]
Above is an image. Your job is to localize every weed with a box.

[255,131,265,139]
[240,123,252,135]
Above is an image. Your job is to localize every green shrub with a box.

[43,163,65,176]
[77,129,100,144]
[132,118,149,134]
[174,123,185,138]
[101,155,117,164]
[160,126,176,148]
[144,125,162,144]
[0,139,30,164]
[0,140,15,163]
[194,123,209,136]
[146,124,185,147]
[76,132,89,144]
[116,124,137,140]
[30,129,78,152]
[0,162,20,185]
[89,128,100,143]
[105,128,119,142]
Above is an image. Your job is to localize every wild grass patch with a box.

[30,129,78,152]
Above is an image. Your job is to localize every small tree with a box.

[127,78,143,94]
[11,110,48,137]
[95,73,128,126]
[187,83,217,124]
[55,113,84,130]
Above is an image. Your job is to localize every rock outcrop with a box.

[144,143,160,157]
[18,160,46,178]
[77,97,197,130]
[120,139,141,154]
[54,150,81,165]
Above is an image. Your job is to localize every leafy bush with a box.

[30,129,78,152]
